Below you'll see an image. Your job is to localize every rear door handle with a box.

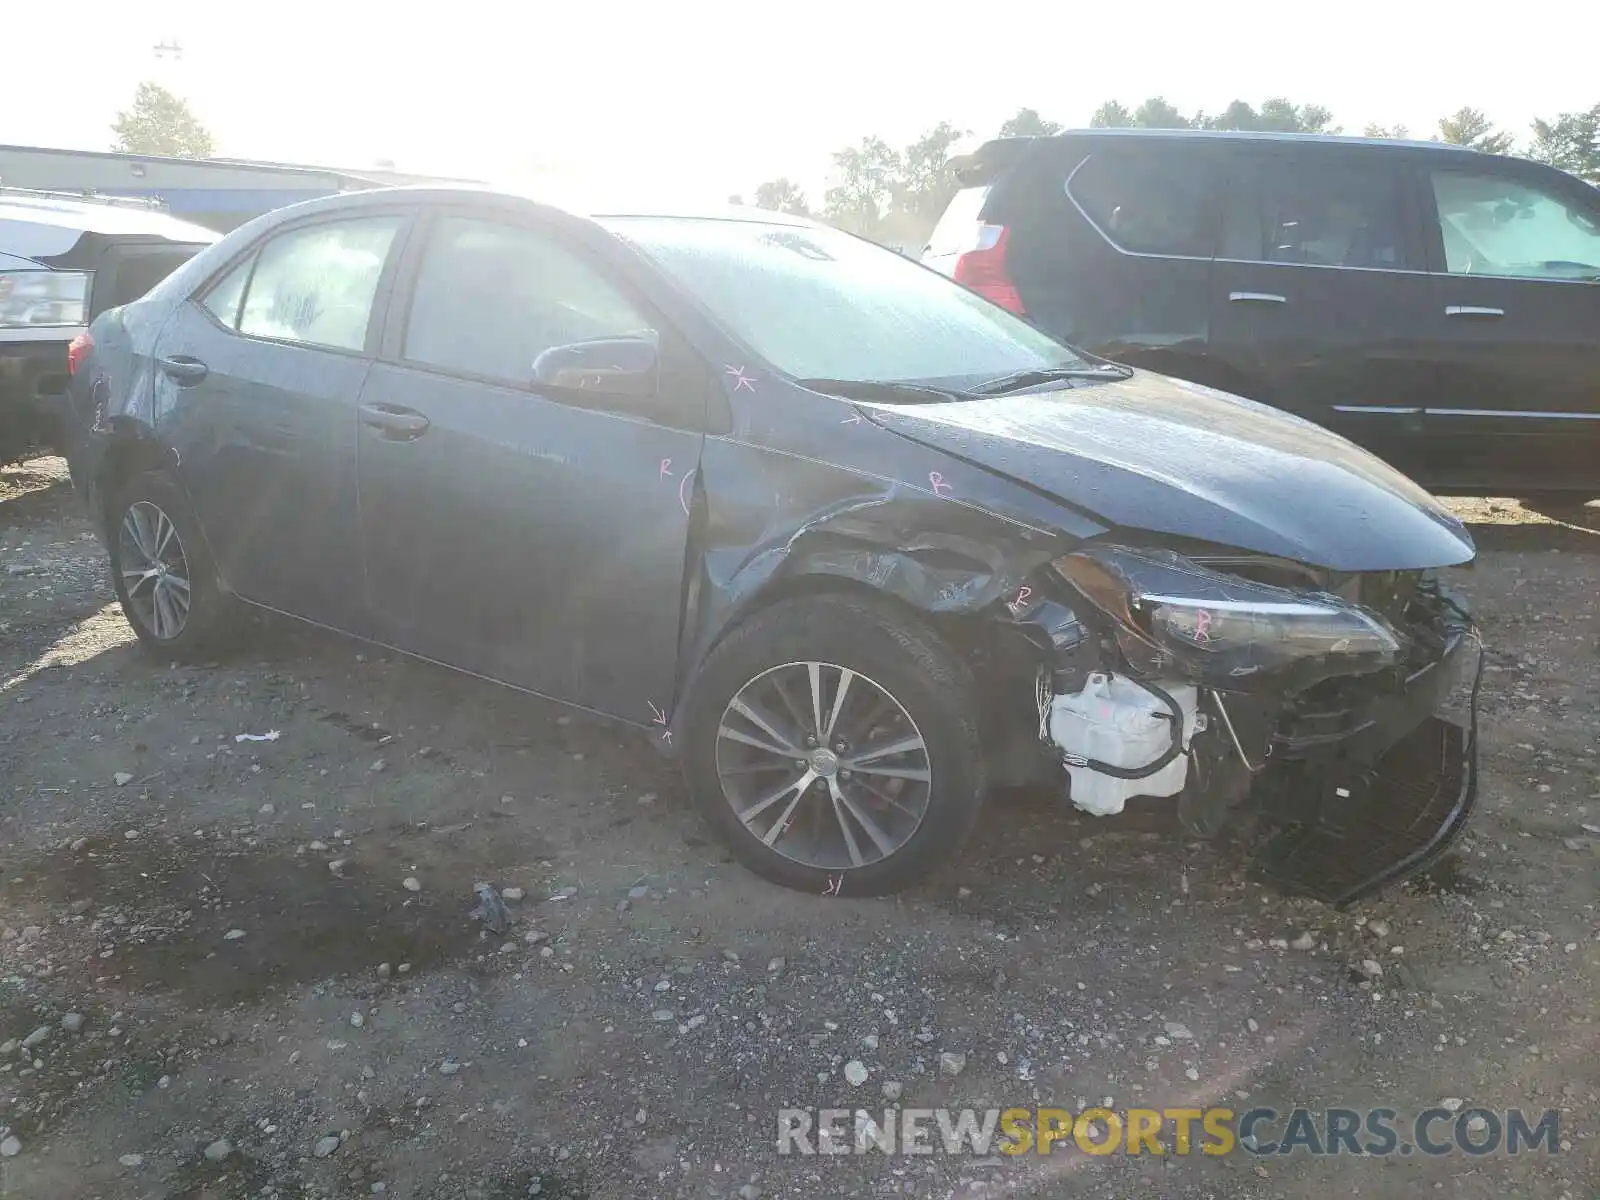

[158,355,209,384]
[1229,291,1287,305]
[1445,305,1505,318]
[358,403,431,440]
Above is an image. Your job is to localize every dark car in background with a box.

[67,188,1479,903]
[925,130,1600,498]
[1,189,215,463]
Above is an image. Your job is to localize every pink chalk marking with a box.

[678,467,694,516]
[659,458,673,479]
[1007,585,1033,617]
[1193,609,1213,644]
[928,471,953,497]
[648,700,672,744]
[841,411,863,425]
[724,365,757,392]
[823,873,844,897]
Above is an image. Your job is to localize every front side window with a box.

[1221,161,1407,269]
[403,216,654,383]
[1431,171,1600,280]
[604,216,1088,386]
[238,217,402,351]
[1067,151,1213,257]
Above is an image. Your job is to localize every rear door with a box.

[156,211,410,630]
[1207,148,1437,477]
[1411,160,1600,492]
[356,207,706,718]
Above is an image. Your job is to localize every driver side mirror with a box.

[531,335,658,399]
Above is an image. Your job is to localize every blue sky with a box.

[8,0,1598,205]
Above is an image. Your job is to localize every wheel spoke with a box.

[822,667,854,742]
[154,512,176,559]
[849,764,932,783]
[831,778,898,859]
[806,662,826,740]
[728,696,801,756]
[828,780,867,867]
[717,724,795,760]
[845,733,925,767]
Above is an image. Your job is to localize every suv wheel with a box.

[108,471,239,659]
[681,593,986,895]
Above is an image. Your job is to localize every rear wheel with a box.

[108,471,240,659]
[680,593,986,896]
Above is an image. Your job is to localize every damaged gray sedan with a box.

[62,189,1481,902]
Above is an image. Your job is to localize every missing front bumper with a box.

[1249,713,1477,907]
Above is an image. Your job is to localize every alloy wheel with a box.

[714,660,933,870]
[118,500,192,641]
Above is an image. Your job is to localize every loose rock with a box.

[314,1134,341,1158]
[402,877,422,892]
[204,1139,233,1161]
[844,1060,869,1086]
[61,1012,85,1034]
[118,1153,144,1167]
[939,1051,967,1077]
[0,1135,19,1158]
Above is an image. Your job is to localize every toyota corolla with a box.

[64,189,1480,903]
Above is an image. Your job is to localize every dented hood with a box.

[861,371,1475,572]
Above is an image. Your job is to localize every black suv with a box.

[925,130,1600,497]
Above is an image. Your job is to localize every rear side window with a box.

[1067,151,1213,257]
[200,256,252,327]
[926,186,992,256]
[238,217,402,351]
[1221,160,1408,270]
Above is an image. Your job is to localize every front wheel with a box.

[107,471,240,660]
[680,593,987,896]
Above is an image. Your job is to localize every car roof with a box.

[0,192,221,241]
[1025,128,1478,154]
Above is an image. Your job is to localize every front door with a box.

[357,210,704,719]
[156,213,409,628]
[1207,149,1437,479]
[1411,162,1600,493]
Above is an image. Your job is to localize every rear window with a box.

[925,186,992,257]
[1067,151,1213,257]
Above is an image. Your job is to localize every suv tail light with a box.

[952,224,1026,315]
[67,331,94,376]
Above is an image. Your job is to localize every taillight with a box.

[67,331,93,376]
[952,224,1026,315]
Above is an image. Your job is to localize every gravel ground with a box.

[1,456,1596,1199]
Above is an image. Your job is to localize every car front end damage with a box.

[1002,543,1480,906]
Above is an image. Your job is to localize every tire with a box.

[680,593,987,896]
[107,470,240,660]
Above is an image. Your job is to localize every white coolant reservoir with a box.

[1048,673,1204,816]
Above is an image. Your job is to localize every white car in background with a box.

[1,190,215,463]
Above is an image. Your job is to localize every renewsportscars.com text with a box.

[777,1106,1563,1158]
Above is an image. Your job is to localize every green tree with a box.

[1089,100,1134,128]
[1206,98,1339,133]
[999,107,1061,138]
[752,178,810,216]
[1364,122,1410,139]
[823,137,902,236]
[1436,107,1514,155]
[1132,97,1193,129]
[1527,104,1600,181]
[893,122,968,222]
[1207,100,1260,131]
[111,82,215,157]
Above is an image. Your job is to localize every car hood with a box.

[861,371,1475,572]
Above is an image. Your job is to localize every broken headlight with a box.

[1053,545,1405,693]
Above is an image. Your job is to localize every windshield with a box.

[600,216,1089,386]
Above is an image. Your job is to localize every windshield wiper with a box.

[797,377,975,403]
[973,363,1134,395]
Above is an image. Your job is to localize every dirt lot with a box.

[0,455,1595,1200]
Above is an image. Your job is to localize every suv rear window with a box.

[1067,151,1213,257]
[926,186,992,257]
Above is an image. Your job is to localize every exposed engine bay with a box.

[1009,544,1480,907]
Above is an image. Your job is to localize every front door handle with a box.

[1445,305,1505,318]
[358,403,431,440]
[1229,291,1287,305]
[158,355,209,384]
